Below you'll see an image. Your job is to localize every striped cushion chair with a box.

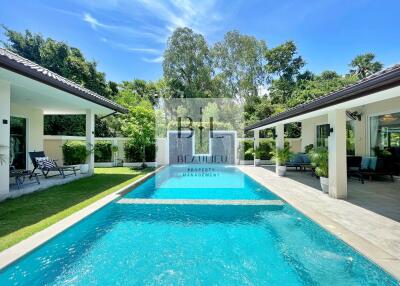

[30,152,77,179]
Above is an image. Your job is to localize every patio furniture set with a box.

[286,152,397,183]
[9,151,78,189]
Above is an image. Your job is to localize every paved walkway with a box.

[238,165,400,279]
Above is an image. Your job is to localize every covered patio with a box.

[0,48,127,201]
[247,64,400,200]
[263,165,400,222]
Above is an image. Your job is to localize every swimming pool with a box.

[125,164,279,200]
[0,165,397,285]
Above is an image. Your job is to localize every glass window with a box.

[370,112,400,155]
[346,121,355,155]
[10,117,27,169]
[316,124,329,147]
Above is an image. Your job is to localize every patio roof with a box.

[0,48,128,114]
[245,64,400,131]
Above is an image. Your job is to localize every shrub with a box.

[270,146,292,166]
[94,141,112,162]
[309,147,329,177]
[62,141,88,165]
[245,148,255,160]
[124,140,156,162]
[259,140,274,160]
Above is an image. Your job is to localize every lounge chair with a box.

[29,151,77,179]
[346,156,364,184]
[10,166,40,189]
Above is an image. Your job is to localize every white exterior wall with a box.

[0,81,10,196]
[10,103,44,170]
[300,115,328,151]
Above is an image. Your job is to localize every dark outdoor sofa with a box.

[286,153,312,171]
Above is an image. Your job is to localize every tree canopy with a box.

[1,26,385,140]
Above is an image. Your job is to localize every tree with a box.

[265,41,305,104]
[212,30,268,100]
[288,71,358,107]
[163,27,213,98]
[349,53,383,79]
[2,27,119,136]
[119,79,160,105]
[119,99,155,167]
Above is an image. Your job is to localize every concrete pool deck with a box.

[238,165,400,280]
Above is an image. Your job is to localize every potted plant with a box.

[270,146,292,176]
[309,147,329,193]
[62,141,93,174]
[252,147,262,166]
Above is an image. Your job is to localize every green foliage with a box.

[259,140,274,160]
[124,141,156,162]
[270,146,292,166]
[349,53,383,79]
[94,141,112,162]
[309,147,329,177]
[304,144,314,153]
[2,27,118,136]
[212,30,268,99]
[163,27,213,98]
[62,141,89,165]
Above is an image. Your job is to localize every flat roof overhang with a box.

[245,65,400,131]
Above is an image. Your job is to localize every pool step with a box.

[117,198,285,206]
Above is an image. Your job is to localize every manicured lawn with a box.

[0,167,153,252]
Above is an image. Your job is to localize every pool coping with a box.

[0,167,161,270]
[237,165,400,281]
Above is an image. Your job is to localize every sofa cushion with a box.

[360,157,370,170]
[369,157,378,170]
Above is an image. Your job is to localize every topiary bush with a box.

[94,141,112,162]
[62,141,88,165]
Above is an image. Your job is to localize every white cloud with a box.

[83,13,105,30]
[129,48,161,54]
[142,56,164,63]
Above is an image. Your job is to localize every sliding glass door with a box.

[369,112,400,155]
[10,116,27,169]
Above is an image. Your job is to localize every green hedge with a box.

[239,139,275,160]
[94,141,112,162]
[124,140,156,162]
[62,141,87,165]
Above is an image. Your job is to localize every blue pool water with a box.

[126,164,279,200]
[0,165,397,285]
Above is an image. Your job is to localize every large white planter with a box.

[277,165,287,176]
[80,163,89,174]
[254,159,261,166]
[320,176,329,193]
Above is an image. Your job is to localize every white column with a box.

[354,116,366,156]
[254,129,260,149]
[328,109,347,199]
[275,124,284,175]
[0,81,10,197]
[86,109,95,175]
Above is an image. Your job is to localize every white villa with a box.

[247,65,400,199]
[0,48,127,199]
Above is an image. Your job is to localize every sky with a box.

[1,0,400,83]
